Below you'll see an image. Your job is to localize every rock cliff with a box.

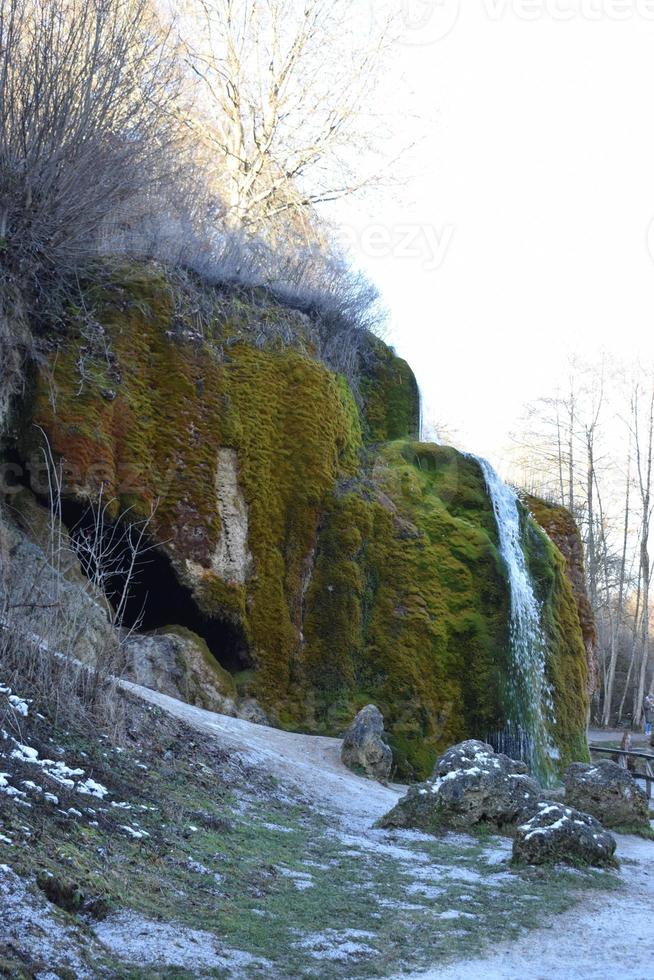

[4,264,592,777]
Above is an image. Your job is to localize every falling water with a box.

[475,456,557,783]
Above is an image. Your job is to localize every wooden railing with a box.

[588,744,654,799]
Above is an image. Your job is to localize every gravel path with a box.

[123,681,654,980]
[120,680,402,826]
[398,831,654,980]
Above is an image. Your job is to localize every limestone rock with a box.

[236,697,270,726]
[341,705,393,782]
[564,760,650,830]
[378,740,540,833]
[123,629,238,717]
[0,504,119,666]
[513,801,617,867]
[434,739,529,777]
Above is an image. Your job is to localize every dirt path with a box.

[124,681,654,980]
[399,830,654,980]
[120,680,402,826]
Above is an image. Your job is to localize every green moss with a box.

[525,495,597,668]
[303,442,510,779]
[23,264,362,711]
[522,515,590,768]
[360,336,420,442]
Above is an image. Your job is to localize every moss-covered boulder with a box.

[377,740,541,834]
[564,761,651,834]
[7,264,591,779]
[513,801,617,867]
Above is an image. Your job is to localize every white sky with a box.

[330,1,654,474]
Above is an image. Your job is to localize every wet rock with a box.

[378,739,539,833]
[341,705,393,782]
[513,801,617,867]
[564,760,650,831]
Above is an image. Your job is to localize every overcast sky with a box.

[331,2,654,473]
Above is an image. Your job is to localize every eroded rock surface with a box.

[513,801,617,867]
[123,629,238,717]
[341,705,393,782]
[210,448,253,586]
[564,760,650,831]
[0,501,119,665]
[378,740,540,833]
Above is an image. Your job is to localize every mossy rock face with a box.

[525,494,598,699]
[521,512,591,769]
[360,335,420,442]
[303,442,512,778]
[12,264,590,779]
[20,266,361,707]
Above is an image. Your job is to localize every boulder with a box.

[513,801,617,867]
[123,628,239,717]
[236,697,270,727]
[434,739,529,777]
[0,500,120,666]
[564,760,650,831]
[341,705,393,782]
[378,740,540,833]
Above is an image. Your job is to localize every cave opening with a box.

[58,499,252,675]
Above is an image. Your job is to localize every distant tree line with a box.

[511,359,654,731]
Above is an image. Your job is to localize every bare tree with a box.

[601,438,632,726]
[0,434,159,729]
[630,377,654,727]
[0,0,183,428]
[174,0,397,233]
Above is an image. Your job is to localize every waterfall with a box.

[475,456,556,782]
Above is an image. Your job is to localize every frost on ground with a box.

[0,678,642,978]
[294,929,378,962]
[94,910,271,973]
[0,863,97,978]
[395,830,654,980]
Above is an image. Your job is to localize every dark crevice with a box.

[119,546,251,674]
[59,498,252,674]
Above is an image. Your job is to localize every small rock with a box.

[564,760,650,831]
[237,697,270,726]
[378,739,540,833]
[341,705,393,782]
[513,800,617,867]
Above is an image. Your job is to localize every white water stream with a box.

[476,456,556,779]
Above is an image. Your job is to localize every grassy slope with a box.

[0,689,619,979]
